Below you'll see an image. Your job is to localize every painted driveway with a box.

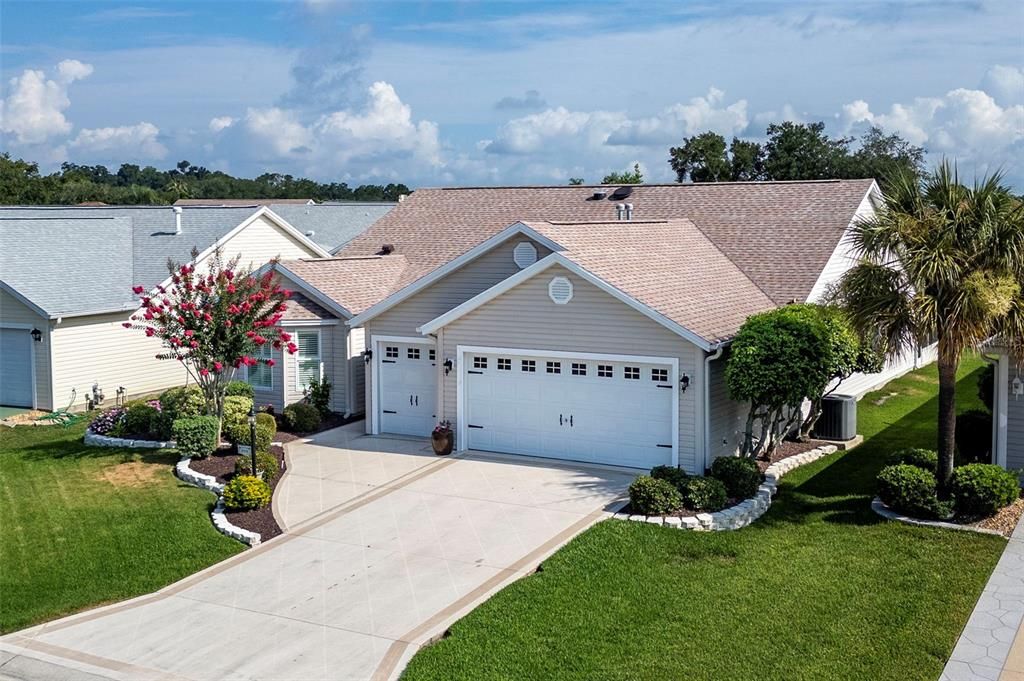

[0,424,633,681]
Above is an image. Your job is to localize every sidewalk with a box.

[941,514,1024,680]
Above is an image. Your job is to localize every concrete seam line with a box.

[7,636,190,681]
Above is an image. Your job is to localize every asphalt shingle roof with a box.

[268,204,395,254]
[277,256,409,316]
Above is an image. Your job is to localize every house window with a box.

[597,364,613,378]
[521,359,536,373]
[624,366,640,380]
[473,356,488,369]
[546,361,561,374]
[385,346,398,358]
[497,358,511,371]
[407,348,421,360]
[429,349,436,361]
[295,330,322,391]
[247,343,273,390]
[651,368,668,382]
[571,362,587,376]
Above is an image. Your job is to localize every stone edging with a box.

[614,444,838,531]
[870,497,1004,536]
[174,457,261,547]
[84,429,174,449]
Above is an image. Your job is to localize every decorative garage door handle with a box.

[570,415,573,427]
[410,395,413,406]
[383,410,397,414]
[415,395,419,406]
[559,414,563,425]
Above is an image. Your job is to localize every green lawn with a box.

[0,420,241,632]
[403,356,1004,681]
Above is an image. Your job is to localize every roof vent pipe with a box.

[624,203,634,221]
[172,206,182,235]
[615,203,626,220]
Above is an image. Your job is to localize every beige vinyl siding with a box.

[51,310,190,409]
[217,214,321,271]
[707,348,747,463]
[370,237,553,336]
[281,324,347,413]
[1007,355,1024,470]
[0,289,52,409]
[437,264,702,473]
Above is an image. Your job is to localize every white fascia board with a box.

[417,253,714,351]
[272,263,354,320]
[0,281,51,319]
[259,207,332,258]
[346,221,564,328]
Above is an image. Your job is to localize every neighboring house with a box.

[986,342,1024,471]
[273,180,929,472]
[173,198,317,206]
[0,203,390,412]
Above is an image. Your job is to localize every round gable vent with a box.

[548,276,573,305]
[513,241,537,269]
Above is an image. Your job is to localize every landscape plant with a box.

[954,410,993,465]
[304,377,331,417]
[681,477,728,511]
[876,464,950,519]
[627,476,682,516]
[224,381,255,400]
[709,457,761,499]
[233,451,279,482]
[650,465,689,492]
[887,447,938,472]
[88,407,125,436]
[282,402,321,432]
[171,416,220,459]
[950,464,1020,519]
[222,475,271,511]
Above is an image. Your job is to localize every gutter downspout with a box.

[703,344,725,472]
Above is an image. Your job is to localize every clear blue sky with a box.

[2,0,1022,188]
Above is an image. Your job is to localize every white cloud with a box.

[208,116,236,133]
[484,106,626,155]
[607,88,749,145]
[69,122,167,160]
[982,64,1024,105]
[0,59,93,144]
[244,107,312,155]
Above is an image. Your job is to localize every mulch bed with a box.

[275,411,362,444]
[189,443,287,542]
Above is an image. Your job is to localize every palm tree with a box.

[835,161,1024,489]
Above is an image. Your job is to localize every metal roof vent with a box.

[609,186,633,200]
[548,276,573,305]
[305,230,315,238]
[172,206,182,235]
[615,203,626,220]
[379,244,395,255]
[513,241,537,269]
[591,189,607,200]
[624,203,634,220]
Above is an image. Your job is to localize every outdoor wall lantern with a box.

[30,328,42,342]
[443,358,454,376]
[679,373,690,393]
[362,349,372,363]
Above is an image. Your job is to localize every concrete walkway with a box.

[941,514,1024,681]
[0,424,633,681]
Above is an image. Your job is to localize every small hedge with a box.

[955,410,993,466]
[650,465,689,492]
[225,381,255,400]
[222,395,254,429]
[159,385,206,421]
[283,402,321,432]
[123,401,160,438]
[233,451,280,482]
[709,457,761,499]
[951,464,1019,520]
[887,448,938,473]
[256,411,277,436]
[682,477,728,512]
[224,418,274,454]
[222,475,271,511]
[628,476,682,516]
[877,464,950,520]
[172,416,220,459]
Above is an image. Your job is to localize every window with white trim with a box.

[473,356,488,369]
[385,346,398,358]
[521,359,536,373]
[407,347,421,360]
[546,361,561,374]
[571,362,587,376]
[247,343,273,390]
[295,330,322,390]
[651,368,668,382]
[497,358,511,371]
[597,364,613,378]
[624,366,640,380]
[429,349,436,361]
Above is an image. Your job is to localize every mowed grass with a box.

[403,356,1003,681]
[0,421,241,632]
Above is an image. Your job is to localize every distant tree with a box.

[602,163,643,184]
[568,177,584,185]
[847,126,925,187]
[0,154,55,204]
[729,138,766,181]
[763,121,851,181]
[669,132,730,183]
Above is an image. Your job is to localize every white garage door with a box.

[378,341,437,437]
[0,328,33,407]
[463,350,675,469]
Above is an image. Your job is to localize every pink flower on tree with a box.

[132,285,145,294]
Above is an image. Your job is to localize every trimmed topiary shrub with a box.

[233,451,280,482]
[159,385,206,421]
[172,416,220,459]
[222,475,271,511]
[950,463,1019,520]
[709,457,761,499]
[222,395,254,430]
[282,402,321,432]
[225,381,255,400]
[224,418,274,454]
[628,475,683,516]
[123,401,161,438]
[650,465,689,492]
[955,410,993,466]
[255,411,277,436]
[682,477,728,512]
[887,448,938,473]
[876,464,950,519]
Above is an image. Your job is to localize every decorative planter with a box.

[431,431,454,456]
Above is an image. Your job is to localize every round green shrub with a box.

[887,448,938,472]
[222,395,254,430]
[255,411,277,436]
[282,402,321,432]
[650,465,689,492]
[123,402,160,437]
[172,416,220,459]
[223,418,274,454]
[233,451,280,482]
[159,385,206,421]
[682,477,728,512]
[225,381,255,400]
[709,457,762,499]
[628,475,683,516]
[955,410,993,466]
[876,464,950,519]
[222,475,271,511]
[951,463,1019,519]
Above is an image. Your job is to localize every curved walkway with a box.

[0,423,634,681]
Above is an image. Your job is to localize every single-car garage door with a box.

[463,350,675,469]
[0,328,34,407]
[378,340,437,437]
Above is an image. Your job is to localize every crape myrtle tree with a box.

[834,162,1024,490]
[124,249,298,434]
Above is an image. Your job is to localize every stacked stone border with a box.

[870,497,1004,536]
[84,429,173,449]
[614,444,838,531]
[175,457,261,547]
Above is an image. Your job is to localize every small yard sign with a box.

[237,444,252,456]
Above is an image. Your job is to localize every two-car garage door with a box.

[462,350,676,469]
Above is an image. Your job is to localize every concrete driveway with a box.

[0,423,633,681]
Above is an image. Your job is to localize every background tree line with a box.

[0,155,410,205]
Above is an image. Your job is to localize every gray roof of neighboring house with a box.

[268,203,395,254]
